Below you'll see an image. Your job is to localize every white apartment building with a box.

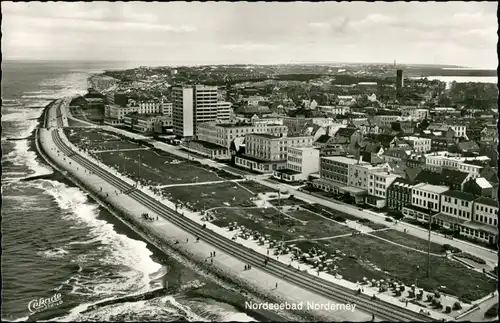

[193,84,218,128]
[313,156,368,204]
[317,106,350,115]
[123,114,171,133]
[366,166,400,208]
[469,197,498,243]
[445,123,467,138]
[373,115,400,127]
[196,122,287,149]
[359,124,382,135]
[162,102,173,116]
[216,101,232,123]
[400,106,429,121]
[347,160,371,190]
[235,134,313,173]
[413,109,429,121]
[245,134,313,162]
[439,191,475,226]
[274,147,320,182]
[249,116,284,126]
[245,95,264,106]
[425,154,486,178]
[138,100,162,114]
[403,136,432,153]
[172,85,195,138]
[105,105,138,120]
[411,183,449,213]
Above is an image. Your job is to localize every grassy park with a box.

[371,229,445,254]
[211,206,355,242]
[96,150,221,185]
[238,180,277,194]
[161,181,256,210]
[64,128,141,151]
[286,234,495,302]
[61,128,496,302]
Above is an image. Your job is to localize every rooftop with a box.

[474,197,499,208]
[188,140,227,150]
[321,156,360,165]
[247,133,282,139]
[434,213,468,224]
[441,190,477,201]
[240,154,286,164]
[391,177,415,188]
[276,169,301,175]
[316,135,331,143]
[475,177,493,189]
[413,183,449,194]
[288,146,319,152]
[216,122,253,128]
[462,221,498,235]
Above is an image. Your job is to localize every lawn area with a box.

[65,128,119,144]
[94,150,221,185]
[211,206,354,244]
[371,229,444,254]
[221,166,251,176]
[65,128,142,151]
[238,181,278,194]
[292,234,496,302]
[301,203,388,230]
[161,182,256,210]
[269,196,306,207]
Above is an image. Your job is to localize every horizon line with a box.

[3,58,482,69]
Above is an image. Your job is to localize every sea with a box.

[410,75,498,89]
[1,60,260,322]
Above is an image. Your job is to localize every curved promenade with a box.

[44,124,435,322]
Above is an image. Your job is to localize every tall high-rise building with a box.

[193,84,218,131]
[172,85,194,138]
[172,84,223,138]
[396,69,404,94]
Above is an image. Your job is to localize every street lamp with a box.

[427,206,435,278]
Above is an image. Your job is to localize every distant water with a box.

[411,76,498,85]
[1,60,259,322]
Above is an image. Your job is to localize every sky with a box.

[2,2,498,68]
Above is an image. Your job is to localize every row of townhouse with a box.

[387,180,498,244]
[310,156,401,208]
[181,120,288,161]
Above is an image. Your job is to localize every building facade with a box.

[403,136,432,153]
[274,147,320,182]
[387,178,414,214]
[235,134,313,173]
[172,85,195,138]
[216,101,232,123]
[411,183,449,213]
[193,84,218,130]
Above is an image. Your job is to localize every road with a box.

[127,137,497,268]
[255,179,498,267]
[49,127,434,322]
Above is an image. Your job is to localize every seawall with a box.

[34,128,308,321]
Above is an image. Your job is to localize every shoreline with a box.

[31,103,299,322]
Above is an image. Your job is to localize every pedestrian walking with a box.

[186,238,189,243]
[406,300,408,307]
[210,258,213,264]
[213,251,216,257]
[275,282,278,289]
